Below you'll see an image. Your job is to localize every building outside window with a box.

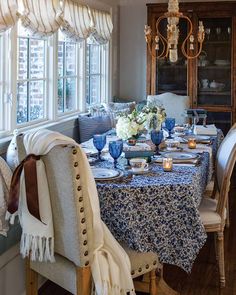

[57,30,78,114]
[86,42,108,106]
[17,24,47,125]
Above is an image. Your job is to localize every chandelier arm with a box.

[180,15,204,59]
[155,15,169,59]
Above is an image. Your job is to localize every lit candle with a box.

[188,138,196,149]
[163,157,173,172]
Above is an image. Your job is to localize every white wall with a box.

[118,0,236,102]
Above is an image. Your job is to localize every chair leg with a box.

[214,233,219,261]
[226,198,230,228]
[76,267,92,295]
[149,269,158,295]
[26,258,38,295]
[217,231,225,288]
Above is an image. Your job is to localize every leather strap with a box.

[8,154,42,221]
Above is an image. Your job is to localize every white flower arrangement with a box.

[116,110,145,140]
[141,105,166,131]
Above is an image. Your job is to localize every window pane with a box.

[65,43,76,76]
[89,76,101,105]
[89,45,100,74]
[29,81,45,121]
[66,78,76,111]
[30,39,45,79]
[17,82,28,124]
[58,41,64,77]
[58,78,64,112]
[18,38,28,80]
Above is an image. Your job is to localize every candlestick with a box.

[188,138,196,149]
[163,157,173,172]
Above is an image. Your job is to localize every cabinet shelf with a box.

[159,65,187,69]
[198,65,230,70]
[204,40,230,45]
[158,90,187,95]
[198,91,231,95]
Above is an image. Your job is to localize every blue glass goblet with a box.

[109,140,123,168]
[150,130,164,155]
[93,134,106,161]
[165,118,176,139]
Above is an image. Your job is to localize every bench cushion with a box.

[78,115,112,143]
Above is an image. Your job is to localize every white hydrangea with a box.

[116,116,144,140]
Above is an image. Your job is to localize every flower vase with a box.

[127,137,137,146]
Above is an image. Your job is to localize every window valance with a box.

[18,0,63,37]
[90,9,113,44]
[60,0,92,42]
[0,0,113,43]
[0,0,18,32]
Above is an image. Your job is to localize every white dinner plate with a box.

[186,135,211,142]
[162,151,198,160]
[91,168,120,180]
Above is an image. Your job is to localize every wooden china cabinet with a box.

[146,2,236,134]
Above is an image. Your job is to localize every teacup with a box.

[130,158,148,172]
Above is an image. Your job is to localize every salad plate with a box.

[162,151,198,160]
[91,168,120,180]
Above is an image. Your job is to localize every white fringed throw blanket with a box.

[7,129,135,295]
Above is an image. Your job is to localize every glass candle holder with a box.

[162,157,173,172]
[188,138,196,149]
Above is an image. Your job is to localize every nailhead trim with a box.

[84,251,88,256]
[76,174,80,180]
[153,261,157,265]
[77,186,82,191]
[131,270,135,275]
[83,240,87,245]
[74,162,78,167]
[138,268,142,272]
[79,197,83,202]
[82,229,87,235]
[85,261,89,266]
[80,207,84,213]
[73,149,77,155]
[146,264,149,269]
[81,218,85,224]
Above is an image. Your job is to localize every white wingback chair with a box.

[147,93,190,125]
[15,134,162,295]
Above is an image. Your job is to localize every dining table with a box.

[81,130,223,295]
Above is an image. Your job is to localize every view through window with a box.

[17,24,47,124]
[58,30,77,113]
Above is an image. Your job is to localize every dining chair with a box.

[199,130,236,287]
[14,138,162,295]
[147,93,190,125]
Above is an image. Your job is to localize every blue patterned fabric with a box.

[96,154,209,273]
[78,115,112,143]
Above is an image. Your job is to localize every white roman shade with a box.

[18,0,63,37]
[60,0,91,42]
[0,0,18,32]
[90,9,113,44]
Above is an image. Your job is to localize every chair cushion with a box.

[199,197,225,225]
[121,243,161,279]
[78,115,112,143]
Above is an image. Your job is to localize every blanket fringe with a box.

[100,280,136,295]
[20,233,55,262]
[5,211,18,225]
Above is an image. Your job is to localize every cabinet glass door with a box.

[197,17,232,132]
[156,18,188,95]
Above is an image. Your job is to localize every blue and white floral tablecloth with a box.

[96,154,209,273]
[84,131,223,273]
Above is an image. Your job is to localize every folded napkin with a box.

[154,156,199,165]
[194,124,217,136]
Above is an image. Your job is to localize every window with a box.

[17,24,47,125]
[57,30,78,114]
[86,42,109,106]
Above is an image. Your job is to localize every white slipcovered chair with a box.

[147,93,190,125]
[14,134,162,295]
[199,130,236,287]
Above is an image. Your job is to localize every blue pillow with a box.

[78,115,112,143]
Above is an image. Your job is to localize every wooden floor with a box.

[39,178,236,295]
